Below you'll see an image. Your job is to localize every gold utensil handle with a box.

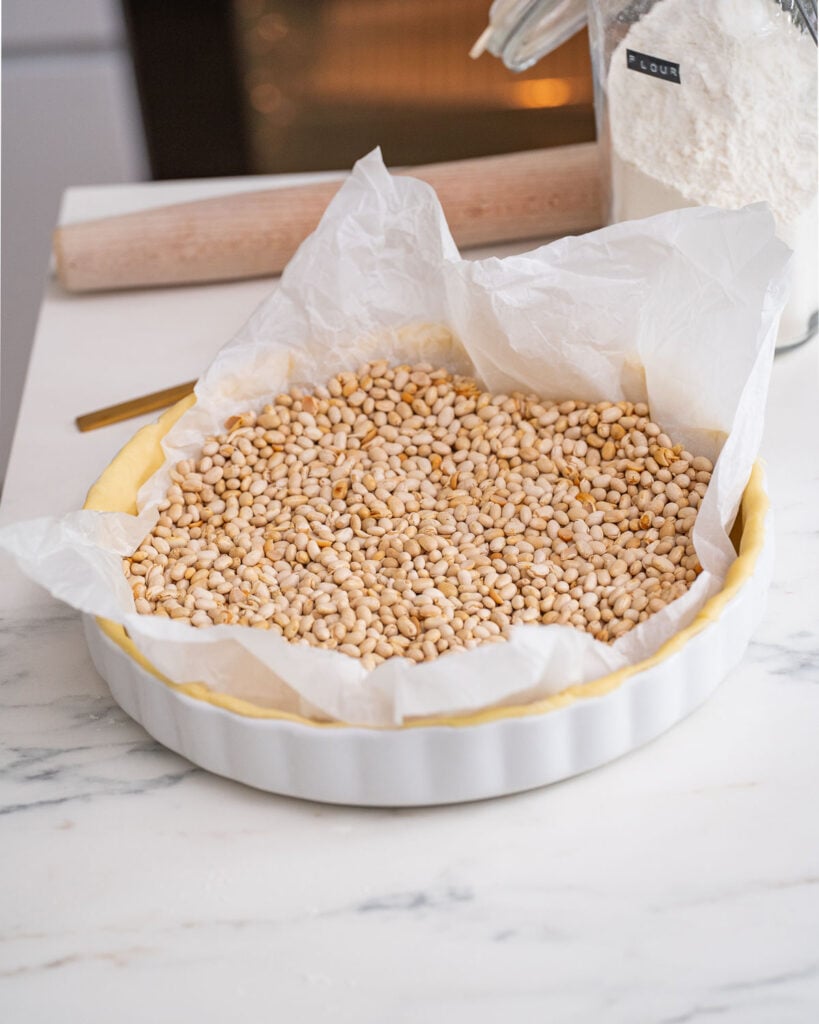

[76,380,197,432]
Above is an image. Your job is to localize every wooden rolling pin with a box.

[54,143,601,293]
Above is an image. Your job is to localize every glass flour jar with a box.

[475,0,818,350]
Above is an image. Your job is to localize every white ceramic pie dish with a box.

[82,397,772,806]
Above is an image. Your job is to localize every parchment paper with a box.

[0,150,791,725]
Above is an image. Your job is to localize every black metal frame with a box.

[121,0,250,179]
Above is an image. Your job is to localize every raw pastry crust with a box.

[84,396,767,730]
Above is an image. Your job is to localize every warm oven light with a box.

[512,77,587,108]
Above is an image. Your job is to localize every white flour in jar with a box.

[607,0,818,347]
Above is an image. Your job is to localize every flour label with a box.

[626,49,680,84]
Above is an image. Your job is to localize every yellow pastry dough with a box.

[84,396,768,730]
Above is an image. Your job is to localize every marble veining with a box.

[355,886,475,914]
[0,183,817,1022]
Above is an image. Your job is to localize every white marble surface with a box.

[1,178,818,1023]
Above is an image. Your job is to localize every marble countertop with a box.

[1,177,817,1023]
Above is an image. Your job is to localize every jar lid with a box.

[470,0,588,72]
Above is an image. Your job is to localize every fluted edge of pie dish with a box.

[80,396,772,803]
